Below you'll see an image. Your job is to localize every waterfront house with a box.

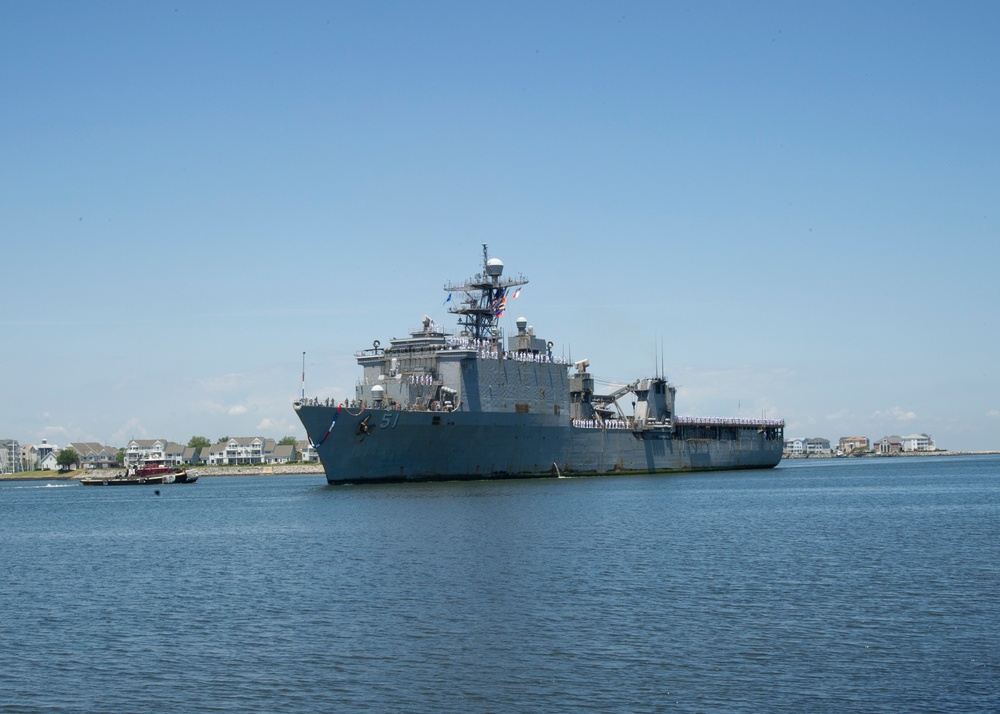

[204,437,278,465]
[784,438,807,455]
[164,441,185,466]
[181,446,202,466]
[874,435,903,454]
[805,437,832,455]
[784,437,832,456]
[901,433,936,452]
[268,443,295,464]
[1,438,21,473]
[40,450,60,470]
[297,440,317,463]
[837,436,870,454]
[125,439,187,468]
[20,439,57,471]
[67,442,118,469]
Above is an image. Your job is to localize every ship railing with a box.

[354,348,383,357]
[674,416,785,428]
[570,416,784,430]
[410,322,452,336]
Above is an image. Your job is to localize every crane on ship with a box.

[589,380,642,425]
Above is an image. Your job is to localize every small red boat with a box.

[79,460,197,486]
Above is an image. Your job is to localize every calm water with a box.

[1,456,998,713]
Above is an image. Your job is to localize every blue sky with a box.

[2,1,998,452]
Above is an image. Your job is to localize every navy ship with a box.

[294,246,783,484]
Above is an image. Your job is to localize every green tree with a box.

[217,436,230,443]
[278,436,297,446]
[115,448,125,465]
[188,436,211,450]
[56,449,79,471]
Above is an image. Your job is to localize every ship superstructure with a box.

[295,246,783,484]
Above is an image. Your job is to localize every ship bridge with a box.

[346,245,571,416]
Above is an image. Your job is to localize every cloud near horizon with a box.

[871,407,917,422]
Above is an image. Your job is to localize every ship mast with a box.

[444,244,528,342]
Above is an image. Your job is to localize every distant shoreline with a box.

[0,464,325,482]
[3,452,999,481]
[782,450,1000,460]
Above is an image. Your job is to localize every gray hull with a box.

[296,404,783,485]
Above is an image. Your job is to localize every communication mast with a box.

[443,244,528,342]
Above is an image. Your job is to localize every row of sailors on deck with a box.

[573,419,631,429]
[475,347,559,363]
[299,397,364,408]
[447,336,496,350]
[508,350,551,363]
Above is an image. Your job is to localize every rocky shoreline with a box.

[783,450,1000,459]
[190,464,326,477]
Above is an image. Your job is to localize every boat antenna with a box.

[301,351,306,399]
[660,336,665,380]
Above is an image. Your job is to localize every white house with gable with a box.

[901,433,936,452]
[204,437,277,465]
[125,439,186,468]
